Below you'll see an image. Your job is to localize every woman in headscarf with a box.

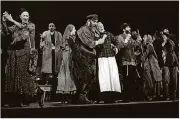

[96,22,121,103]
[142,34,162,101]
[2,8,37,107]
[56,24,77,103]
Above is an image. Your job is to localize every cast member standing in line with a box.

[2,9,37,106]
[40,23,63,101]
[56,24,77,103]
[74,14,107,104]
[96,22,121,103]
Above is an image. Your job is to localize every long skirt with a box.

[98,57,121,92]
[57,51,76,94]
[4,51,36,102]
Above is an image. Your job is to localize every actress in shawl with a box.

[2,9,37,107]
[142,34,162,100]
[56,24,77,102]
[96,22,121,103]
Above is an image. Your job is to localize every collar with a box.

[50,31,55,35]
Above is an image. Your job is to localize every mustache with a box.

[125,30,131,34]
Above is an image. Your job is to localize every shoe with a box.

[21,103,30,107]
[78,94,93,104]
[122,100,130,103]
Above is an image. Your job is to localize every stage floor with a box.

[1,100,179,118]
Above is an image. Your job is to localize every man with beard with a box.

[117,23,141,102]
[74,14,107,104]
[131,30,144,101]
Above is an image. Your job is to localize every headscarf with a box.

[146,34,153,44]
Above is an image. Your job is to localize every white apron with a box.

[98,57,121,92]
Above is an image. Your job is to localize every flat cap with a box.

[121,23,130,30]
[86,14,98,21]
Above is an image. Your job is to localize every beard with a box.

[50,29,55,32]
[125,30,131,34]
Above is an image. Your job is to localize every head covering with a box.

[121,23,130,30]
[19,8,29,15]
[86,14,98,21]
[146,34,153,44]
[97,22,103,29]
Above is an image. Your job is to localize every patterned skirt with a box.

[4,51,36,97]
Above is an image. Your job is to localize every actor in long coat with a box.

[74,14,107,104]
[142,34,162,100]
[40,23,63,75]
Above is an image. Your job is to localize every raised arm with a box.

[2,12,21,33]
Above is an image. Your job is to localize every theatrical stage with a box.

[1,100,179,118]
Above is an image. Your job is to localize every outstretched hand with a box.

[3,11,14,22]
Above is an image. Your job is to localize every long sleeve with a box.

[29,23,35,48]
[2,21,16,34]
[67,37,75,49]
[167,39,175,53]
[77,26,96,48]
[111,33,121,51]
[56,31,63,51]
[40,31,47,49]
[142,44,154,63]
[117,35,127,49]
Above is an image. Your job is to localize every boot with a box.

[157,82,162,100]
[163,83,170,100]
[152,83,157,100]
[78,94,93,104]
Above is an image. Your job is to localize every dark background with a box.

[1,2,179,117]
[2,1,179,46]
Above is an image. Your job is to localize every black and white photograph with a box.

[1,0,179,118]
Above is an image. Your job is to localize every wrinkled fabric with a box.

[117,34,141,66]
[142,43,162,97]
[163,39,178,67]
[74,25,97,96]
[98,57,121,92]
[57,37,76,94]
[2,22,36,99]
[41,30,63,74]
